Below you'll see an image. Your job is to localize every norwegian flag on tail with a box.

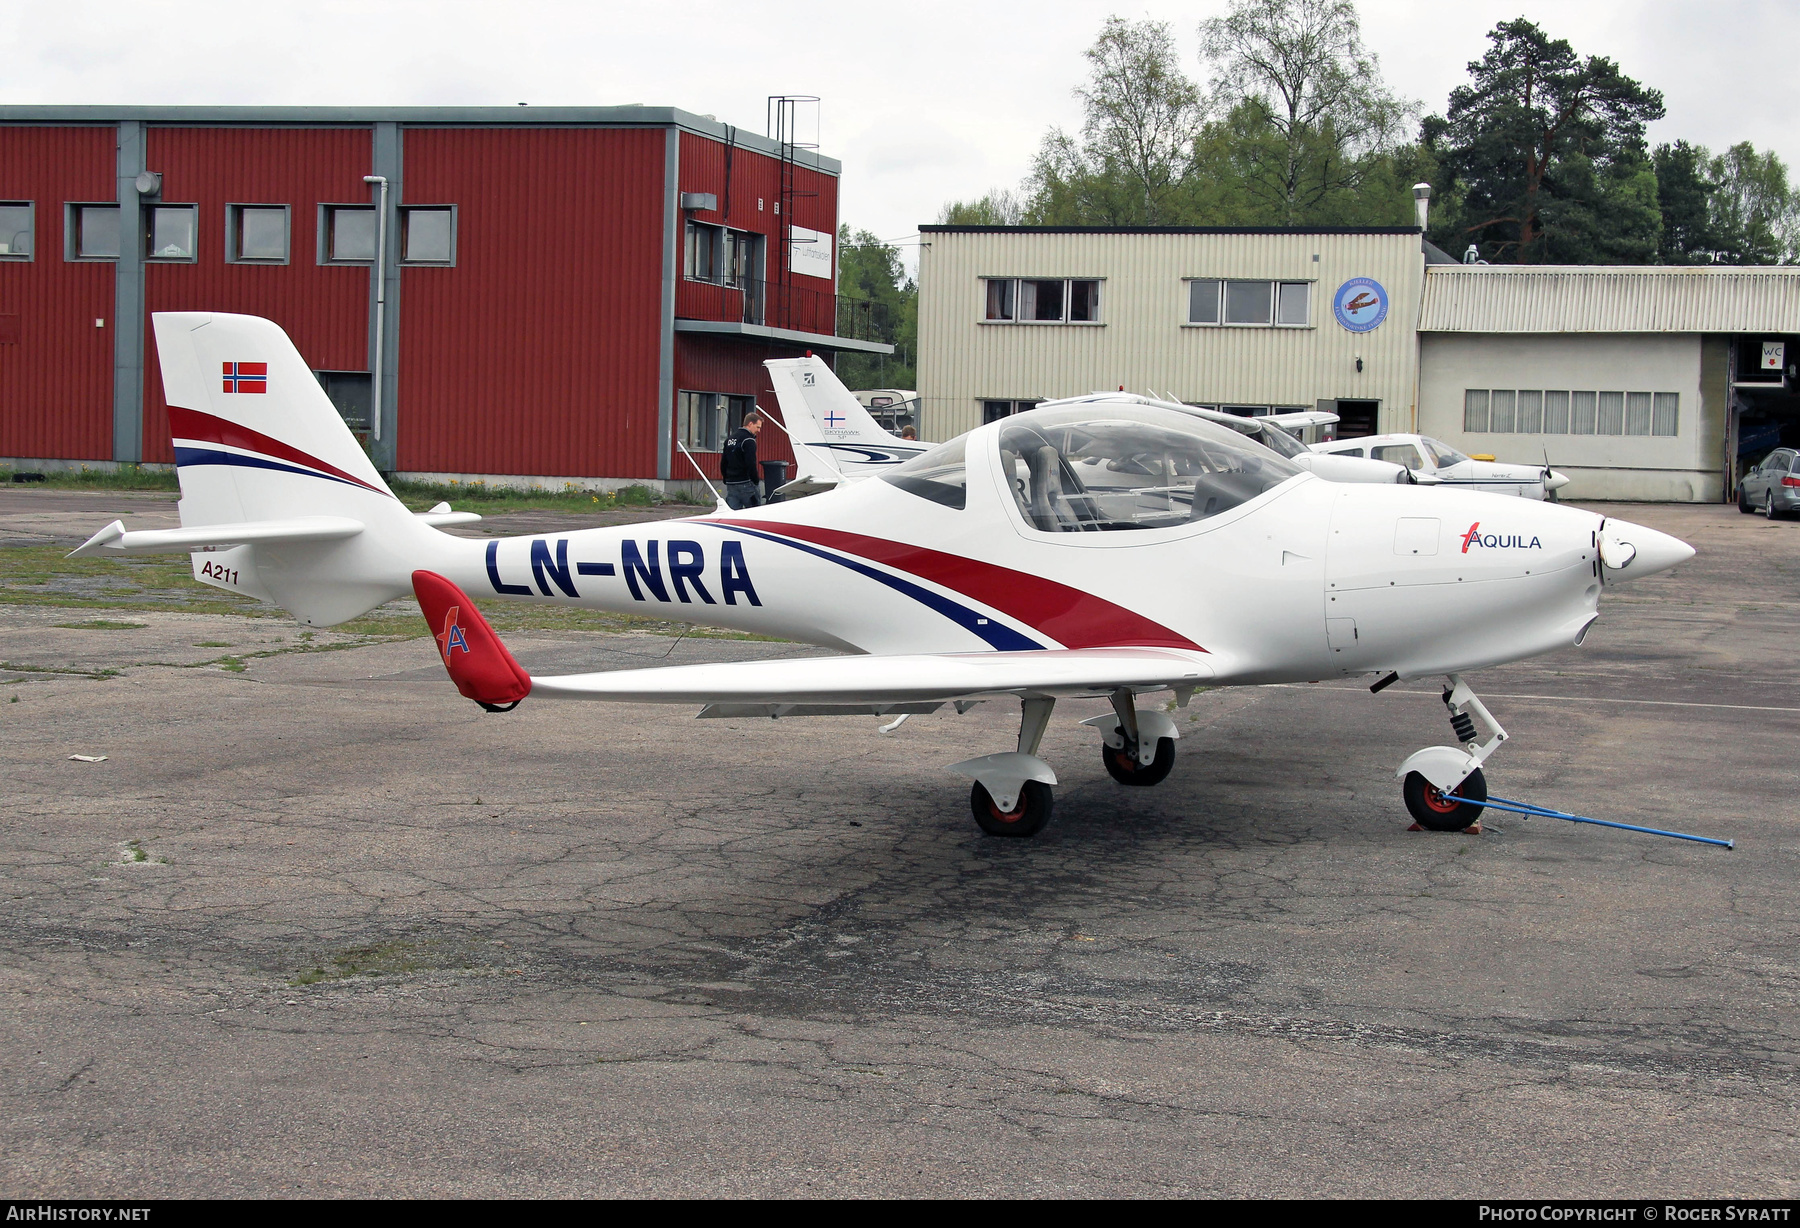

[222,362,267,394]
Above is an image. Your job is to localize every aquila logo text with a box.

[1461,522,1542,553]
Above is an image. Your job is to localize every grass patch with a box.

[291,939,441,986]
[0,546,269,616]
[52,619,148,630]
[192,640,231,647]
[120,839,167,865]
[391,477,698,515]
[1,464,179,492]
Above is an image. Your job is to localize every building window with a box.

[1652,392,1679,436]
[1186,279,1310,327]
[0,202,32,259]
[1571,391,1597,434]
[1543,390,1570,434]
[401,206,455,264]
[677,392,757,452]
[1465,389,1679,437]
[980,279,1101,324]
[1463,389,1489,432]
[321,205,375,263]
[981,399,1041,423]
[726,230,762,288]
[985,279,1014,321]
[227,204,289,263]
[686,221,722,282]
[68,203,120,260]
[1276,281,1310,325]
[145,205,198,261]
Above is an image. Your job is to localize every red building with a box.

[0,106,889,492]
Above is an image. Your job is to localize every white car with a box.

[1312,434,1570,500]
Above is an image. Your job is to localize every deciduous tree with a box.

[1197,0,1414,224]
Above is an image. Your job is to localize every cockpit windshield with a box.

[880,436,967,509]
[1421,437,1469,467]
[997,405,1301,532]
[1251,420,1308,458]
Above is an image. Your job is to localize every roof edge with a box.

[0,105,840,174]
[919,224,1422,236]
[1426,263,1800,275]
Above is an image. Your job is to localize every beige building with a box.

[917,224,1800,501]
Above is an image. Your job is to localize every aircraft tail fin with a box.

[412,570,533,710]
[764,356,925,486]
[148,311,433,624]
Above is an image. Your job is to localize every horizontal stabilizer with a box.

[69,516,364,558]
[529,647,1212,706]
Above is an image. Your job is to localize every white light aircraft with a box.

[766,361,1416,491]
[76,313,1694,837]
[1313,433,1571,500]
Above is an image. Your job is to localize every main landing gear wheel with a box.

[971,780,1054,837]
[1103,737,1176,786]
[1403,767,1487,832]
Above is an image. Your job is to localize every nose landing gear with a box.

[1396,675,1506,831]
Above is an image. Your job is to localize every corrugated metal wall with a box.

[1421,266,1800,334]
[677,131,838,336]
[669,332,798,481]
[0,126,117,461]
[917,230,1424,441]
[141,126,374,463]
[398,126,667,478]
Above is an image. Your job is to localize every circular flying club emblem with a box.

[1333,277,1389,333]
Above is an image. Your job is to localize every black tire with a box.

[971,780,1053,837]
[1739,488,1755,513]
[1766,492,1782,521]
[1403,768,1487,832]
[1102,736,1176,787]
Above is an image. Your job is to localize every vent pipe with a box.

[1411,182,1431,232]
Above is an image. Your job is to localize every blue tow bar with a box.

[1443,792,1733,850]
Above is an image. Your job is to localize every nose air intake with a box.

[1598,519,1694,582]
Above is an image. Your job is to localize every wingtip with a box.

[410,570,532,709]
[67,520,126,559]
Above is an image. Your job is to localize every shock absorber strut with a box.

[1444,691,1479,744]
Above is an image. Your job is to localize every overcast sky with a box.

[5,0,1794,260]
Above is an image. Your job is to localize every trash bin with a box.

[761,459,789,503]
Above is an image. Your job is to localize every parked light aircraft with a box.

[76,313,1694,837]
[1313,433,1571,500]
[769,361,1414,493]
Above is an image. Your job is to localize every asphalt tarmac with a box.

[1,497,1796,1197]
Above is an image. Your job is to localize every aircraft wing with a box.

[528,647,1214,707]
[410,570,1214,715]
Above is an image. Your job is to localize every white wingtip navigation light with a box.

[80,311,1702,842]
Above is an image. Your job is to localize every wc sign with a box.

[1762,340,1785,371]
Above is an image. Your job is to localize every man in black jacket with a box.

[720,409,764,509]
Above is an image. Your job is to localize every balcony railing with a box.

[677,275,890,344]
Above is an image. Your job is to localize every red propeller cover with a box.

[411,570,532,707]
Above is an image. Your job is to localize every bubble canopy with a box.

[881,404,1303,528]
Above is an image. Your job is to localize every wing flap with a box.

[529,647,1213,706]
